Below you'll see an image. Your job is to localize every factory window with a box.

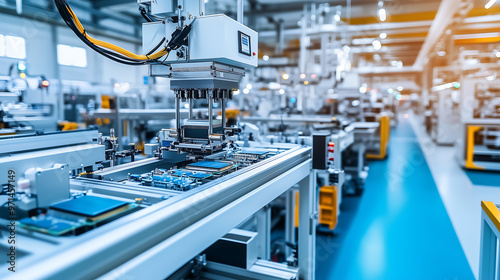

[57,44,87,67]
[0,35,5,57]
[0,35,26,59]
[5,35,26,59]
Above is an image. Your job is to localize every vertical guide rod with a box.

[199,0,205,16]
[175,91,181,141]
[221,97,226,129]
[237,0,244,23]
[189,97,193,119]
[208,90,213,138]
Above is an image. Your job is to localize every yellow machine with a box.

[294,186,340,231]
[57,121,78,131]
[318,186,339,230]
[95,95,113,126]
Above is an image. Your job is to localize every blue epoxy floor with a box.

[466,170,500,187]
[316,117,474,280]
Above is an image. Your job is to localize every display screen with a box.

[238,31,251,56]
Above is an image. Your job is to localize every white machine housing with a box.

[143,14,258,69]
[138,0,202,18]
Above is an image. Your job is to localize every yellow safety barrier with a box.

[465,126,485,170]
[479,201,500,279]
[367,115,391,159]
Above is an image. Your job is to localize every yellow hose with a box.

[67,6,168,61]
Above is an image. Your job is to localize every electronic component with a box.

[171,170,214,180]
[50,196,128,218]
[189,173,213,180]
[231,149,271,162]
[19,196,138,236]
[151,173,195,191]
[171,170,195,177]
[19,217,77,236]
[239,150,269,155]
[186,161,234,172]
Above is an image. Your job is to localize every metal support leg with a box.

[298,171,316,280]
[497,242,500,280]
[285,188,297,258]
[256,206,271,260]
[480,213,497,280]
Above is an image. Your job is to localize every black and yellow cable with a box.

[54,0,169,65]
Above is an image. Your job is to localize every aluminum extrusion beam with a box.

[6,146,312,280]
[0,129,99,155]
[91,108,205,121]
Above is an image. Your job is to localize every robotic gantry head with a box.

[139,0,258,154]
[55,0,258,155]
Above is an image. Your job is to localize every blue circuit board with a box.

[19,217,76,235]
[189,173,213,180]
[186,161,234,172]
[171,170,213,180]
[238,150,270,155]
[151,174,195,191]
[50,196,129,217]
[171,170,195,177]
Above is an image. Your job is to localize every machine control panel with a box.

[328,142,335,165]
[238,31,251,56]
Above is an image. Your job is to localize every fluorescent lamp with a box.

[485,0,497,9]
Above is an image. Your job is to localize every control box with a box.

[312,132,329,170]
[143,14,258,69]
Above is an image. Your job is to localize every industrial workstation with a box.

[1,0,500,279]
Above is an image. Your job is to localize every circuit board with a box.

[19,195,138,236]
[229,149,272,162]
[127,148,281,192]
[129,167,215,191]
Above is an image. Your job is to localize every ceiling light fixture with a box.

[377,2,387,22]
[485,0,498,9]
[372,40,382,51]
